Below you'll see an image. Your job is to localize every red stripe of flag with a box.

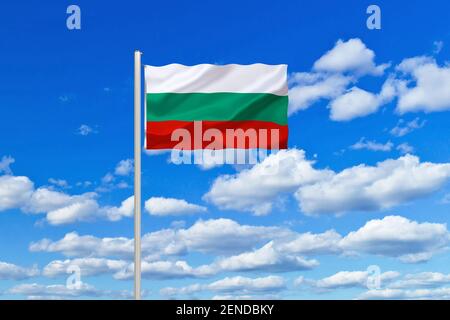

[146,120,288,150]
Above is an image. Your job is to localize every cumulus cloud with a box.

[0,261,39,280]
[288,73,351,114]
[207,275,285,293]
[329,87,381,121]
[6,282,126,299]
[48,214,448,280]
[275,230,343,256]
[301,270,399,291]
[46,199,100,225]
[30,232,134,258]
[358,287,450,300]
[145,197,207,216]
[329,77,396,121]
[295,154,450,215]
[161,275,286,298]
[0,175,34,211]
[114,159,133,176]
[0,165,138,224]
[299,270,450,299]
[340,216,450,263]
[115,260,210,280]
[30,218,291,258]
[387,272,450,290]
[395,56,450,113]
[23,188,95,214]
[288,39,450,120]
[313,38,389,76]
[205,149,450,216]
[204,242,319,273]
[203,149,332,215]
[43,258,127,277]
[103,196,134,221]
[288,38,389,116]
[41,257,210,281]
[32,215,450,282]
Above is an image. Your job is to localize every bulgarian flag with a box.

[144,63,288,150]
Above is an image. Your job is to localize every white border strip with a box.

[145,63,288,96]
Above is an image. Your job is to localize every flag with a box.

[144,63,288,150]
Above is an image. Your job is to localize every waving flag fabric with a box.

[144,63,288,150]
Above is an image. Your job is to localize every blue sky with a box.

[1,0,450,299]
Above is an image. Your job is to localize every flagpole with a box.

[134,50,142,300]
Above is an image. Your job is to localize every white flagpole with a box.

[134,50,142,300]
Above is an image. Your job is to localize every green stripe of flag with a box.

[146,92,288,125]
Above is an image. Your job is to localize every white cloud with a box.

[208,275,285,293]
[389,272,450,289]
[0,169,135,224]
[340,216,450,262]
[8,282,103,299]
[178,218,291,255]
[299,270,450,299]
[295,154,450,215]
[48,178,69,188]
[115,260,208,280]
[276,230,343,255]
[396,143,414,155]
[329,77,396,121]
[30,232,134,258]
[114,159,133,176]
[390,118,426,137]
[103,196,134,221]
[395,56,450,113]
[329,87,381,121]
[0,156,15,175]
[205,151,450,216]
[203,149,332,215]
[43,258,127,277]
[0,261,39,280]
[313,38,389,76]
[307,270,399,290]
[145,197,207,216]
[24,187,96,214]
[358,287,450,300]
[77,124,96,136]
[288,38,390,116]
[42,257,210,281]
[0,175,34,211]
[45,199,100,225]
[288,73,352,114]
[161,275,285,297]
[206,242,319,273]
[31,215,450,282]
[30,218,290,258]
[350,138,394,152]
